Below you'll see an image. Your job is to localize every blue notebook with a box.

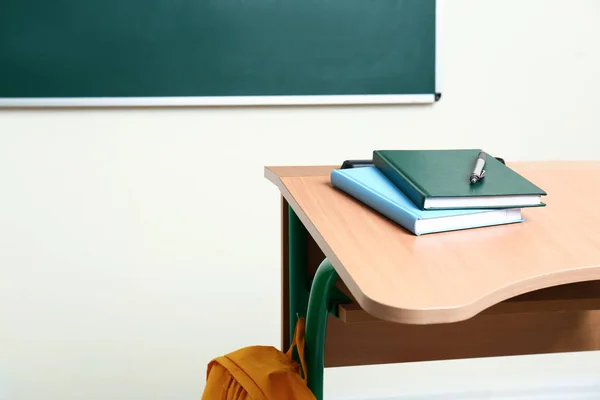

[330,167,524,235]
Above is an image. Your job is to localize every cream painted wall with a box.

[1,0,600,399]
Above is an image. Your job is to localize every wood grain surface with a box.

[265,161,600,324]
[324,309,600,367]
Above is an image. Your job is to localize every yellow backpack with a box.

[201,317,315,400]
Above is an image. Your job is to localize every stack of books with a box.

[330,149,547,235]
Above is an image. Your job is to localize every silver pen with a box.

[470,151,487,184]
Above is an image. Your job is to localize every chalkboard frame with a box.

[0,1,442,108]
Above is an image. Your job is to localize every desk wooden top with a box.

[265,161,600,324]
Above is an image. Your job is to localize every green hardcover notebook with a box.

[373,149,547,210]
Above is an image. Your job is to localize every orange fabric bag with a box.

[201,317,315,400]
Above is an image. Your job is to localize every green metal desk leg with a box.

[305,258,338,400]
[288,205,310,346]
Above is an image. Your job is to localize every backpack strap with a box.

[286,317,308,384]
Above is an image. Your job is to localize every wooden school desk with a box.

[264,161,600,400]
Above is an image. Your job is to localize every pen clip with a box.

[470,151,487,184]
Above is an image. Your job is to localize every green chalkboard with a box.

[0,0,438,106]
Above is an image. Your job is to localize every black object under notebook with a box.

[340,160,374,169]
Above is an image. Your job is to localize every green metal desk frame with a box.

[288,205,349,400]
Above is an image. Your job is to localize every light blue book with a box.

[330,167,523,235]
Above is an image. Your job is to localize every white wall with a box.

[1,0,600,399]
